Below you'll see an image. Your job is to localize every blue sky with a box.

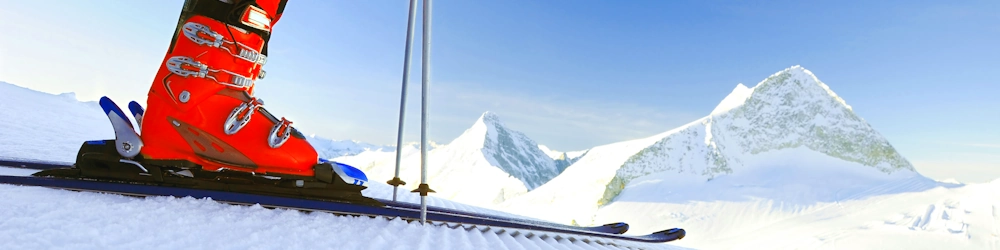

[0,0,997,182]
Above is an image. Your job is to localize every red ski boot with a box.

[35,0,378,206]
[139,0,319,176]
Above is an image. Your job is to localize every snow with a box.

[0,175,676,250]
[493,66,999,249]
[497,128,677,225]
[2,64,995,249]
[0,81,684,250]
[0,81,111,163]
[710,83,752,115]
[538,144,563,159]
[338,111,564,208]
[307,136,396,158]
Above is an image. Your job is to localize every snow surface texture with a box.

[0,167,676,250]
[0,82,112,163]
[0,81,681,250]
[597,172,1000,249]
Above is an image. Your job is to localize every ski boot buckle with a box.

[166,56,254,89]
[182,22,267,65]
[223,98,264,135]
[268,117,293,148]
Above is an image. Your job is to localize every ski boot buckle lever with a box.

[268,117,293,148]
[167,56,254,89]
[223,98,264,135]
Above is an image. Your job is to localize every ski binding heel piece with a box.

[99,97,143,158]
[128,101,145,128]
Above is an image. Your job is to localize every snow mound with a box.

[0,81,112,162]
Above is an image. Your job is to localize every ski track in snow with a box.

[0,167,681,250]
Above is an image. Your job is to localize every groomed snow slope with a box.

[598,169,1000,249]
[0,166,682,250]
[0,81,686,250]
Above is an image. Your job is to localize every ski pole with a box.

[416,0,435,225]
[388,0,419,203]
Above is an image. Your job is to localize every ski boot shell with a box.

[141,0,317,177]
[33,0,377,205]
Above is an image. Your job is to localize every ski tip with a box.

[654,228,686,241]
[128,101,145,116]
[99,96,132,129]
[603,222,629,234]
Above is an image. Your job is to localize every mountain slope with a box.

[499,66,924,227]
[600,65,915,204]
[469,112,561,189]
[307,136,395,158]
[539,145,588,174]
[347,112,562,207]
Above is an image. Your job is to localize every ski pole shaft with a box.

[419,0,433,224]
[391,0,419,202]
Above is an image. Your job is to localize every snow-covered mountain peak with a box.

[750,65,853,112]
[594,65,917,205]
[711,83,752,115]
[479,111,502,124]
[445,112,560,190]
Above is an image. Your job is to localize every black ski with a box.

[0,158,631,235]
[0,174,684,243]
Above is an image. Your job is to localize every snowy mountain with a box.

[352,112,564,207]
[598,65,915,204]
[710,83,752,115]
[539,145,588,174]
[306,136,395,158]
[454,112,561,189]
[499,66,930,233]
